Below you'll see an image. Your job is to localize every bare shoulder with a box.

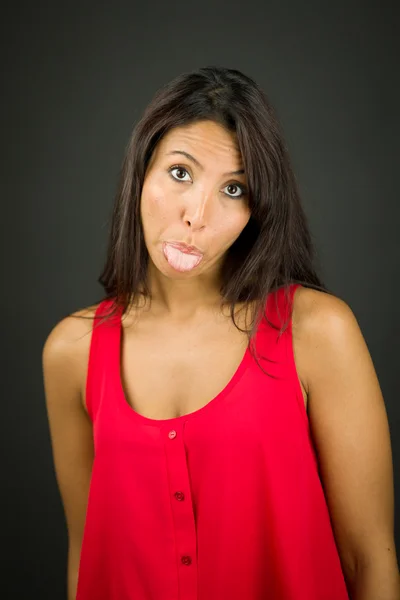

[292,285,357,337]
[42,303,101,405]
[291,285,360,394]
[43,303,100,354]
[292,285,353,325]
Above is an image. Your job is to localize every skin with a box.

[42,119,399,599]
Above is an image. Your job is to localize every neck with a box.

[143,262,224,320]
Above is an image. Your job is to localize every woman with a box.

[42,66,399,600]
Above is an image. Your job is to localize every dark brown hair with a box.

[86,65,331,372]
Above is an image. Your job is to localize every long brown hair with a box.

[83,66,330,373]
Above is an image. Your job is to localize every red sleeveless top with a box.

[76,283,349,599]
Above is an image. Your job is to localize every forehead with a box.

[155,120,242,163]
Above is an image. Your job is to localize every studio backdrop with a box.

[1,1,398,598]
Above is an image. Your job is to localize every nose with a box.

[182,188,211,230]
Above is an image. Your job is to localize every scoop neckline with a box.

[114,319,253,427]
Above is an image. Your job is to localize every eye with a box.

[168,165,191,182]
[168,165,247,199]
[223,183,247,199]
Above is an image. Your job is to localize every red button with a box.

[168,430,177,439]
[181,555,192,565]
[174,491,185,501]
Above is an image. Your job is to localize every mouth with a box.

[162,242,204,272]
[166,241,203,256]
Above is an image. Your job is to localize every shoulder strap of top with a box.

[258,283,308,423]
[85,298,122,423]
[265,282,301,330]
[277,283,308,425]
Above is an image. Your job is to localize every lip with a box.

[165,241,204,256]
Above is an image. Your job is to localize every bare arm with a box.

[293,287,400,599]
[42,310,95,600]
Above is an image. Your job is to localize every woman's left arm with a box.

[294,288,400,600]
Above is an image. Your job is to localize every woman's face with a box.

[140,119,251,279]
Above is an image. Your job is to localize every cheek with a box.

[141,184,175,227]
[214,207,251,241]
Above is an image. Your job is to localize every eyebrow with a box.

[166,150,245,176]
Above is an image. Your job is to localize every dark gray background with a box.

[1,1,398,597]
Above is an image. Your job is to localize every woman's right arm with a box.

[42,310,95,600]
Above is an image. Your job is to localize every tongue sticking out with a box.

[163,244,203,272]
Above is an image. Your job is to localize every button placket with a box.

[163,423,198,594]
